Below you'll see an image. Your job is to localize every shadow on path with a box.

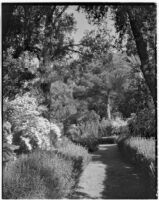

[71,144,155,199]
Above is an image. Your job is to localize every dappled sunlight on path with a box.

[74,160,107,198]
[70,144,154,199]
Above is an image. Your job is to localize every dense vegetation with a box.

[2,4,156,199]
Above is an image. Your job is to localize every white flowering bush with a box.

[6,93,62,153]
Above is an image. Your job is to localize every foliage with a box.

[3,151,73,199]
[3,5,76,58]
[3,138,91,199]
[116,66,154,118]
[2,6,157,197]
[99,118,113,137]
[125,137,155,162]
[50,81,77,122]
[3,49,37,99]
[72,36,131,119]
[117,134,156,198]
[65,124,82,141]
[64,111,100,152]
[5,93,53,153]
[99,116,129,137]
[80,4,156,107]
[2,5,78,124]
[3,121,19,166]
[128,108,156,138]
[78,121,99,152]
[57,137,91,169]
[117,135,156,177]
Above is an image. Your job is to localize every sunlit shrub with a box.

[117,135,156,196]
[99,117,129,136]
[5,93,62,153]
[126,137,155,162]
[57,137,91,169]
[111,117,129,135]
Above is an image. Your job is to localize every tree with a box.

[50,81,77,122]
[2,4,77,110]
[123,5,156,107]
[3,48,38,99]
[80,4,156,108]
[2,5,76,58]
[71,30,130,119]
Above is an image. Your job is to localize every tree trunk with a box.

[107,92,111,120]
[126,9,157,108]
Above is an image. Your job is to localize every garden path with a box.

[70,143,153,199]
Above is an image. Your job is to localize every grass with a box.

[124,137,155,162]
[3,138,91,199]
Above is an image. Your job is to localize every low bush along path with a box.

[70,141,153,199]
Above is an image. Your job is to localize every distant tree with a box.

[72,30,130,119]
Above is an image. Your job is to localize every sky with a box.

[66,6,97,43]
[66,6,117,44]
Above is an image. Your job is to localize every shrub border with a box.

[117,135,157,198]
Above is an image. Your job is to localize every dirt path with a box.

[70,144,154,199]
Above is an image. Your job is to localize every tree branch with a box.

[67,48,92,58]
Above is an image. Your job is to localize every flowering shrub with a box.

[5,92,61,153]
